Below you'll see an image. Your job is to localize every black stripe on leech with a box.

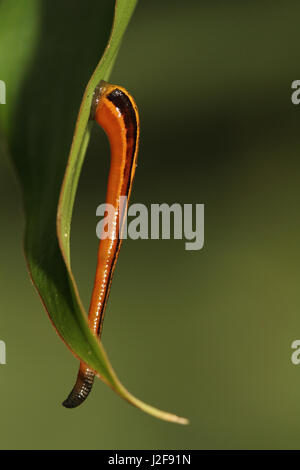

[95,89,138,338]
[107,88,138,187]
[106,88,137,139]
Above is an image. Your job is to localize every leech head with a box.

[89,80,108,121]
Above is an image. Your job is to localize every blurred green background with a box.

[1,0,300,449]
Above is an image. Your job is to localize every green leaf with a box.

[0,0,188,423]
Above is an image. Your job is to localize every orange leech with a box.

[63,81,139,408]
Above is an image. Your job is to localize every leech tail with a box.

[62,367,95,409]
